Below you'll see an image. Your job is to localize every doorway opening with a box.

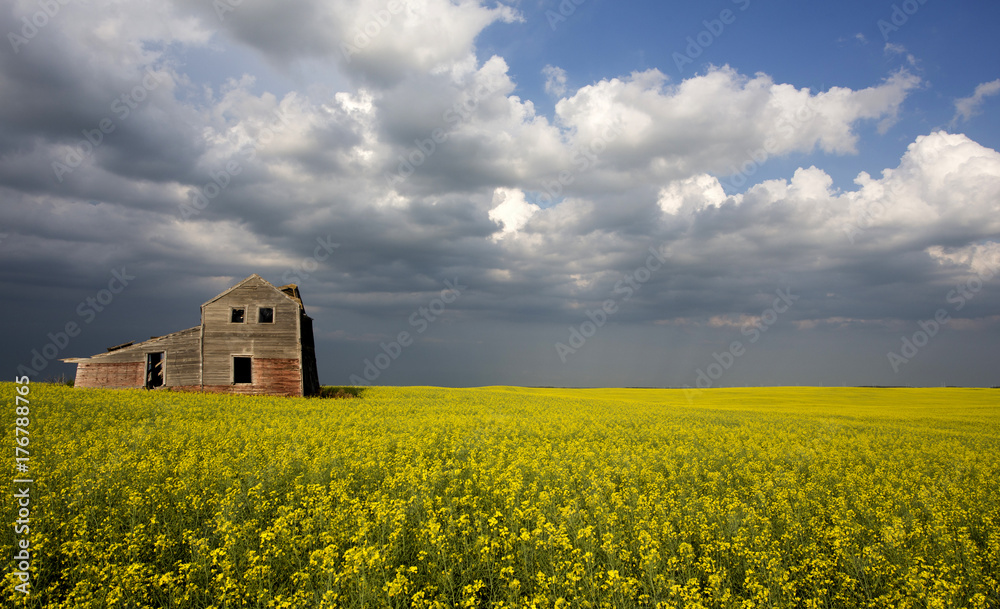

[145,352,164,389]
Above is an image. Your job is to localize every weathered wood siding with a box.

[187,358,302,396]
[201,276,304,394]
[75,361,144,388]
[73,327,201,389]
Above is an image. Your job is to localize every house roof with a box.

[201,274,306,312]
[278,283,304,309]
[62,274,311,364]
[60,326,200,364]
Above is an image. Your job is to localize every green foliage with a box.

[317,386,366,399]
[41,373,74,387]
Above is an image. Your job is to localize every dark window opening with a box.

[145,352,164,389]
[233,357,252,384]
[231,308,245,323]
[258,307,274,323]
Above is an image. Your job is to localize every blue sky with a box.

[2,0,999,388]
[484,1,1000,185]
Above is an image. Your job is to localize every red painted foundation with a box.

[101,358,305,397]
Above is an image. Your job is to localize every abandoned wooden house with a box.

[62,274,321,397]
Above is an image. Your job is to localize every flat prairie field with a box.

[2,384,998,609]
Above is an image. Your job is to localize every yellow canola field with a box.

[2,383,998,608]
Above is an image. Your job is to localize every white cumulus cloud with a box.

[952,79,1000,125]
